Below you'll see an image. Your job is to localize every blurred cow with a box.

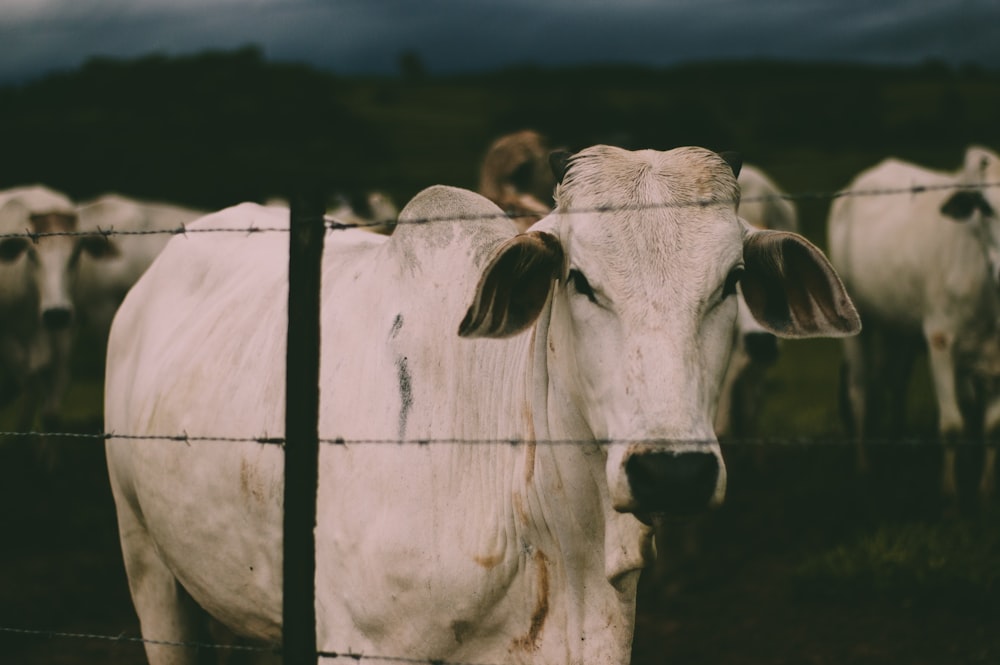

[327,190,399,235]
[478,129,557,231]
[73,194,206,348]
[828,145,1000,503]
[268,191,399,235]
[0,185,80,434]
[715,165,800,440]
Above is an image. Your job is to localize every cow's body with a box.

[0,185,78,433]
[828,146,1000,500]
[74,193,205,347]
[106,146,858,664]
[715,165,799,439]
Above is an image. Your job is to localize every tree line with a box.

[2,45,998,229]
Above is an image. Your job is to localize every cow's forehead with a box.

[554,145,743,276]
[556,145,740,210]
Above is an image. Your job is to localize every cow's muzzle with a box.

[42,306,73,331]
[625,450,721,516]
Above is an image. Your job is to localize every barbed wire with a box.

[0,626,277,655]
[0,625,512,665]
[3,177,997,664]
[0,430,994,447]
[2,180,998,240]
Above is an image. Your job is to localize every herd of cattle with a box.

[2,134,999,664]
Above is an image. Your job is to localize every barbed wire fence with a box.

[2,178,999,663]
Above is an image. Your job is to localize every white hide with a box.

[715,165,800,439]
[105,146,858,665]
[828,145,1000,499]
[74,193,205,345]
[0,185,78,431]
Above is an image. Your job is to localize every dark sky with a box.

[2,0,999,83]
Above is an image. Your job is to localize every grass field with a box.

[1,52,999,663]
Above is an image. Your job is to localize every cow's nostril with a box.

[625,451,720,515]
[42,307,73,330]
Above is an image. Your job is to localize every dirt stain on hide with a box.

[239,459,266,505]
[396,356,413,439]
[930,331,950,351]
[524,440,536,484]
[473,552,504,569]
[511,549,550,651]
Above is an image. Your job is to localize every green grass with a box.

[794,519,1000,606]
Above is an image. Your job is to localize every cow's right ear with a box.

[459,231,564,338]
[941,189,995,221]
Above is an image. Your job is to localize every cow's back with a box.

[104,189,525,646]
[827,158,975,329]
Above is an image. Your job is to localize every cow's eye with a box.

[722,266,744,298]
[0,238,29,263]
[568,268,598,303]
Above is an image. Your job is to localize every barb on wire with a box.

[1,182,997,240]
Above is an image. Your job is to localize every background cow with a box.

[74,193,206,351]
[478,129,557,231]
[0,185,81,440]
[828,145,1000,505]
[715,164,800,440]
[105,146,858,665]
[326,190,399,235]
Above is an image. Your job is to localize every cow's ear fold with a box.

[460,231,564,338]
[741,229,860,339]
[941,189,994,221]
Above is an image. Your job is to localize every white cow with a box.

[715,165,800,440]
[828,145,1000,502]
[0,185,80,434]
[73,193,205,346]
[105,146,859,665]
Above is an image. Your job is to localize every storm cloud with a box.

[1,0,998,83]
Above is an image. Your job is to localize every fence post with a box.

[284,193,325,664]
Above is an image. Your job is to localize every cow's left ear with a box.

[459,231,564,338]
[741,229,860,338]
[941,190,995,221]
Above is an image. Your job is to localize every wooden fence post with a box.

[283,193,325,664]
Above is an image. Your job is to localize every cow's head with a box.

[460,145,860,521]
[940,146,1000,288]
[0,189,112,331]
[478,130,558,232]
